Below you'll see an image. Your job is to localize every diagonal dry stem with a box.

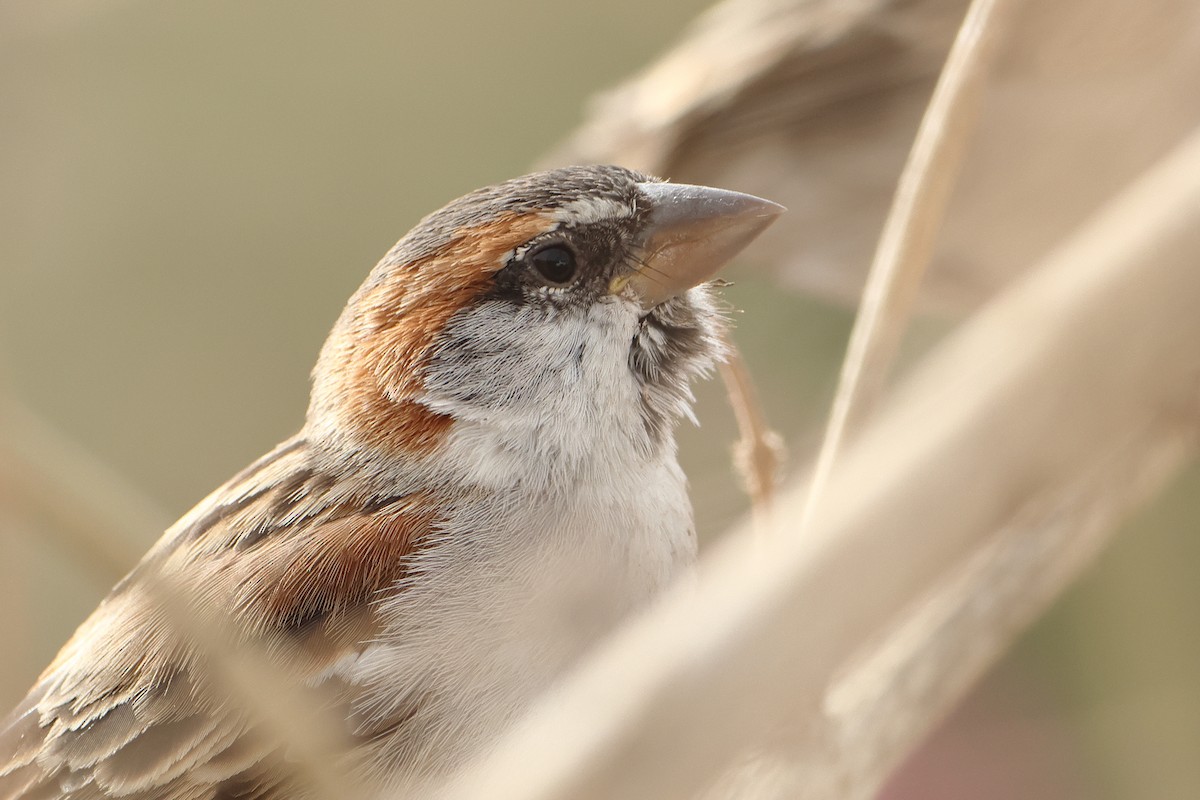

[800,0,1017,534]
[718,337,785,531]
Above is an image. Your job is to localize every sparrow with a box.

[0,165,783,799]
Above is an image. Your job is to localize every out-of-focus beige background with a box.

[1,3,1196,799]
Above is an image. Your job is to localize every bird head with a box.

[307,165,784,462]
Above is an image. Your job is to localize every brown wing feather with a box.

[0,436,435,799]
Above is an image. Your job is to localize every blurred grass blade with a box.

[717,422,1195,800]
[0,394,168,580]
[802,0,1015,532]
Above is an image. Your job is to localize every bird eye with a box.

[527,243,578,286]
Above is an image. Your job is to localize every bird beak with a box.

[622,182,785,308]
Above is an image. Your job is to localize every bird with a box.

[0,164,783,799]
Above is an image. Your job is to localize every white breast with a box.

[349,300,698,789]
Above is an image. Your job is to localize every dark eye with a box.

[527,243,578,286]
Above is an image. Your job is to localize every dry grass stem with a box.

[437,125,1200,800]
[715,418,1197,800]
[718,339,784,530]
[801,0,1014,533]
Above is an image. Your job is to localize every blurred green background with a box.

[1,3,1196,798]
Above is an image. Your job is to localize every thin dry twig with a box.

[800,0,1015,533]
[437,124,1200,800]
[718,338,785,530]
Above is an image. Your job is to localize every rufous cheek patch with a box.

[329,211,553,456]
